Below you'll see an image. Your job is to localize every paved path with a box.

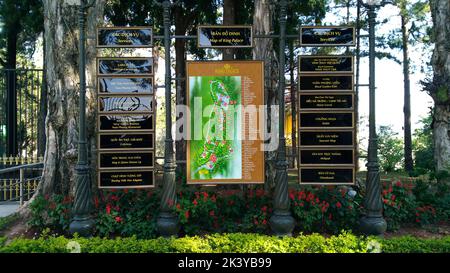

[0,202,19,217]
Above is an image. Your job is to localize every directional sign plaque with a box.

[97,27,153,48]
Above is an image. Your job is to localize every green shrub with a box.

[0,213,19,231]
[289,187,361,234]
[26,179,449,237]
[28,194,71,232]
[1,232,449,253]
[381,236,450,253]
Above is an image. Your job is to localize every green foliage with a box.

[94,189,160,239]
[0,213,19,231]
[381,181,416,230]
[28,194,72,232]
[174,188,271,235]
[412,114,434,175]
[1,232,449,253]
[290,187,361,234]
[0,0,43,67]
[378,125,404,172]
[381,236,450,253]
[27,178,449,237]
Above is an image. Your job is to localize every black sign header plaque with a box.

[98,57,153,76]
[300,26,355,47]
[198,26,253,48]
[299,75,353,92]
[299,168,355,185]
[299,56,353,73]
[99,170,154,189]
[97,27,153,48]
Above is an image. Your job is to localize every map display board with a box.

[186,61,264,185]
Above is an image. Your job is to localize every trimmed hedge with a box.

[0,232,449,253]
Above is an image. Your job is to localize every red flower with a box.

[261,206,268,212]
[193,199,198,206]
[210,154,217,163]
[262,219,267,225]
[299,191,306,200]
[306,193,314,202]
[289,192,295,200]
[106,204,111,215]
[299,202,304,207]
[211,195,217,202]
[176,204,181,210]
[111,195,119,201]
[336,202,342,209]
[391,195,396,201]
[395,181,402,187]
[185,210,190,220]
[115,216,122,223]
[254,219,259,225]
[328,213,333,220]
[94,196,99,209]
[256,189,265,197]
[202,192,209,199]
[209,210,215,216]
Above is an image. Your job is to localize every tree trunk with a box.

[174,6,188,181]
[31,0,105,201]
[401,14,414,174]
[223,0,236,60]
[5,20,19,156]
[253,0,278,190]
[428,0,450,181]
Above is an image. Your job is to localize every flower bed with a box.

[26,178,450,238]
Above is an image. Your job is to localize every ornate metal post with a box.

[156,0,179,237]
[69,0,95,237]
[269,0,295,236]
[359,0,387,236]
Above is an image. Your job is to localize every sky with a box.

[323,4,434,139]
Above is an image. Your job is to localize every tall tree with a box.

[425,0,450,181]
[253,0,277,189]
[391,0,430,175]
[222,0,235,60]
[400,0,414,174]
[32,0,106,200]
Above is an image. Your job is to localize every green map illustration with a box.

[189,76,242,180]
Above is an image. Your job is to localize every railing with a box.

[0,69,46,157]
[0,156,43,204]
[0,162,43,205]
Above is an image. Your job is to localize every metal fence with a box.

[0,156,43,202]
[0,69,46,158]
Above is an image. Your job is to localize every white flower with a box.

[66,241,81,253]
[366,240,382,253]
